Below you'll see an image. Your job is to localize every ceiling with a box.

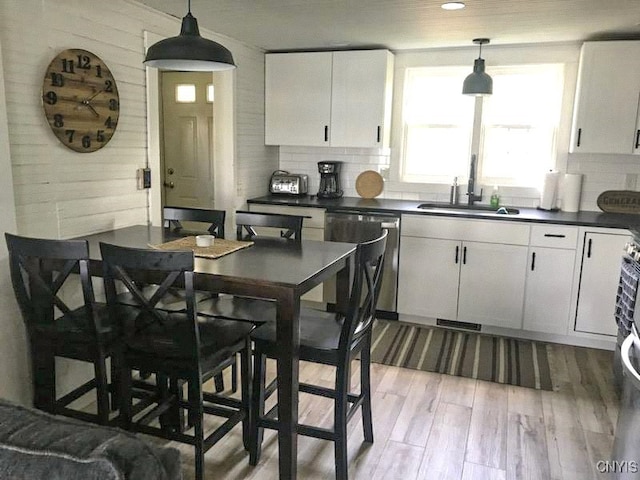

[137,0,640,52]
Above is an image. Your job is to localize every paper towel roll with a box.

[561,174,583,212]
[539,171,560,210]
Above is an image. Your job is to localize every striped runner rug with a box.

[370,320,554,391]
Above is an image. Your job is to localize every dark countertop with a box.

[247,194,640,230]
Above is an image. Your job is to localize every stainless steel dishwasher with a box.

[324,210,399,318]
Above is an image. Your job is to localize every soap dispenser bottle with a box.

[490,186,500,208]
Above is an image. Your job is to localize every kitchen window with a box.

[401,63,565,188]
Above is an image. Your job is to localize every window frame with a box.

[397,61,567,190]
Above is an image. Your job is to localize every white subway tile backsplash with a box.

[278,148,638,212]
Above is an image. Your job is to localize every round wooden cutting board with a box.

[356,170,384,199]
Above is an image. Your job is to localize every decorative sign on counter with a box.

[597,190,640,214]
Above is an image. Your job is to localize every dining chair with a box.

[196,210,306,391]
[235,210,304,242]
[163,206,226,238]
[99,241,253,480]
[4,233,119,425]
[117,206,227,314]
[248,230,388,480]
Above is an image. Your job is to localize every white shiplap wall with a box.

[0,0,277,239]
[0,0,275,402]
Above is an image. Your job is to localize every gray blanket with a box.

[0,399,182,480]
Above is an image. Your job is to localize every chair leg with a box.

[334,362,350,480]
[119,363,133,430]
[360,338,374,443]
[214,372,225,392]
[94,356,111,425]
[188,376,205,480]
[240,339,251,451]
[231,357,238,393]
[249,348,267,466]
[109,352,122,412]
[31,345,56,414]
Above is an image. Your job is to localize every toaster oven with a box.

[269,171,308,195]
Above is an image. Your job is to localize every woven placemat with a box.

[150,236,254,259]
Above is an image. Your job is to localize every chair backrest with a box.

[339,229,388,352]
[235,210,304,242]
[99,242,200,358]
[4,232,98,337]
[163,206,226,238]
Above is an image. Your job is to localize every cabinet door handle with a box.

[577,128,582,147]
[636,129,640,149]
[376,126,381,143]
[531,251,536,271]
[324,125,329,142]
[463,246,467,265]
[544,233,566,238]
[455,245,459,264]
[587,238,593,258]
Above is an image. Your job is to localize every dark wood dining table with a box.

[73,224,357,480]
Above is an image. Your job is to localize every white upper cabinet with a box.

[265,50,394,148]
[570,41,640,154]
[265,52,333,147]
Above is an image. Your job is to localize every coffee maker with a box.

[317,161,343,198]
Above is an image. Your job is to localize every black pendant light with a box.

[144,0,236,71]
[462,38,492,96]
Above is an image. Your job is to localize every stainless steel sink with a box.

[417,203,520,215]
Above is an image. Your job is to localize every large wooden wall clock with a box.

[42,49,120,153]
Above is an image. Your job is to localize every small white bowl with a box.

[195,235,215,247]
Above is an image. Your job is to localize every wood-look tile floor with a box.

[153,343,619,480]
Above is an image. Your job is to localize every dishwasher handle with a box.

[328,209,398,218]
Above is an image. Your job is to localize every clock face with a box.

[42,49,120,153]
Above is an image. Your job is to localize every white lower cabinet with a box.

[574,230,630,336]
[523,225,578,335]
[457,241,527,329]
[398,215,529,330]
[398,236,459,320]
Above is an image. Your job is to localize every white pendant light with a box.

[462,38,492,96]
[144,0,236,71]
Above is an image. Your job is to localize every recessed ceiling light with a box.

[441,2,466,10]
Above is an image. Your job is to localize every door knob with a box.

[163,181,175,189]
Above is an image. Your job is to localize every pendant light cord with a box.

[188,0,191,14]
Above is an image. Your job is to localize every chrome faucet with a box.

[467,154,483,205]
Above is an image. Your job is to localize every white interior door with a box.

[161,72,215,208]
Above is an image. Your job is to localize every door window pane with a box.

[175,84,196,103]
[207,84,214,103]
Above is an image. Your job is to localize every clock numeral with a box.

[104,80,114,93]
[104,117,115,129]
[65,130,75,143]
[108,99,119,111]
[61,59,75,74]
[44,91,58,105]
[96,65,103,78]
[82,135,91,149]
[53,114,64,128]
[50,73,64,87]
[96,130,105,142]
[77,55,91,70]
